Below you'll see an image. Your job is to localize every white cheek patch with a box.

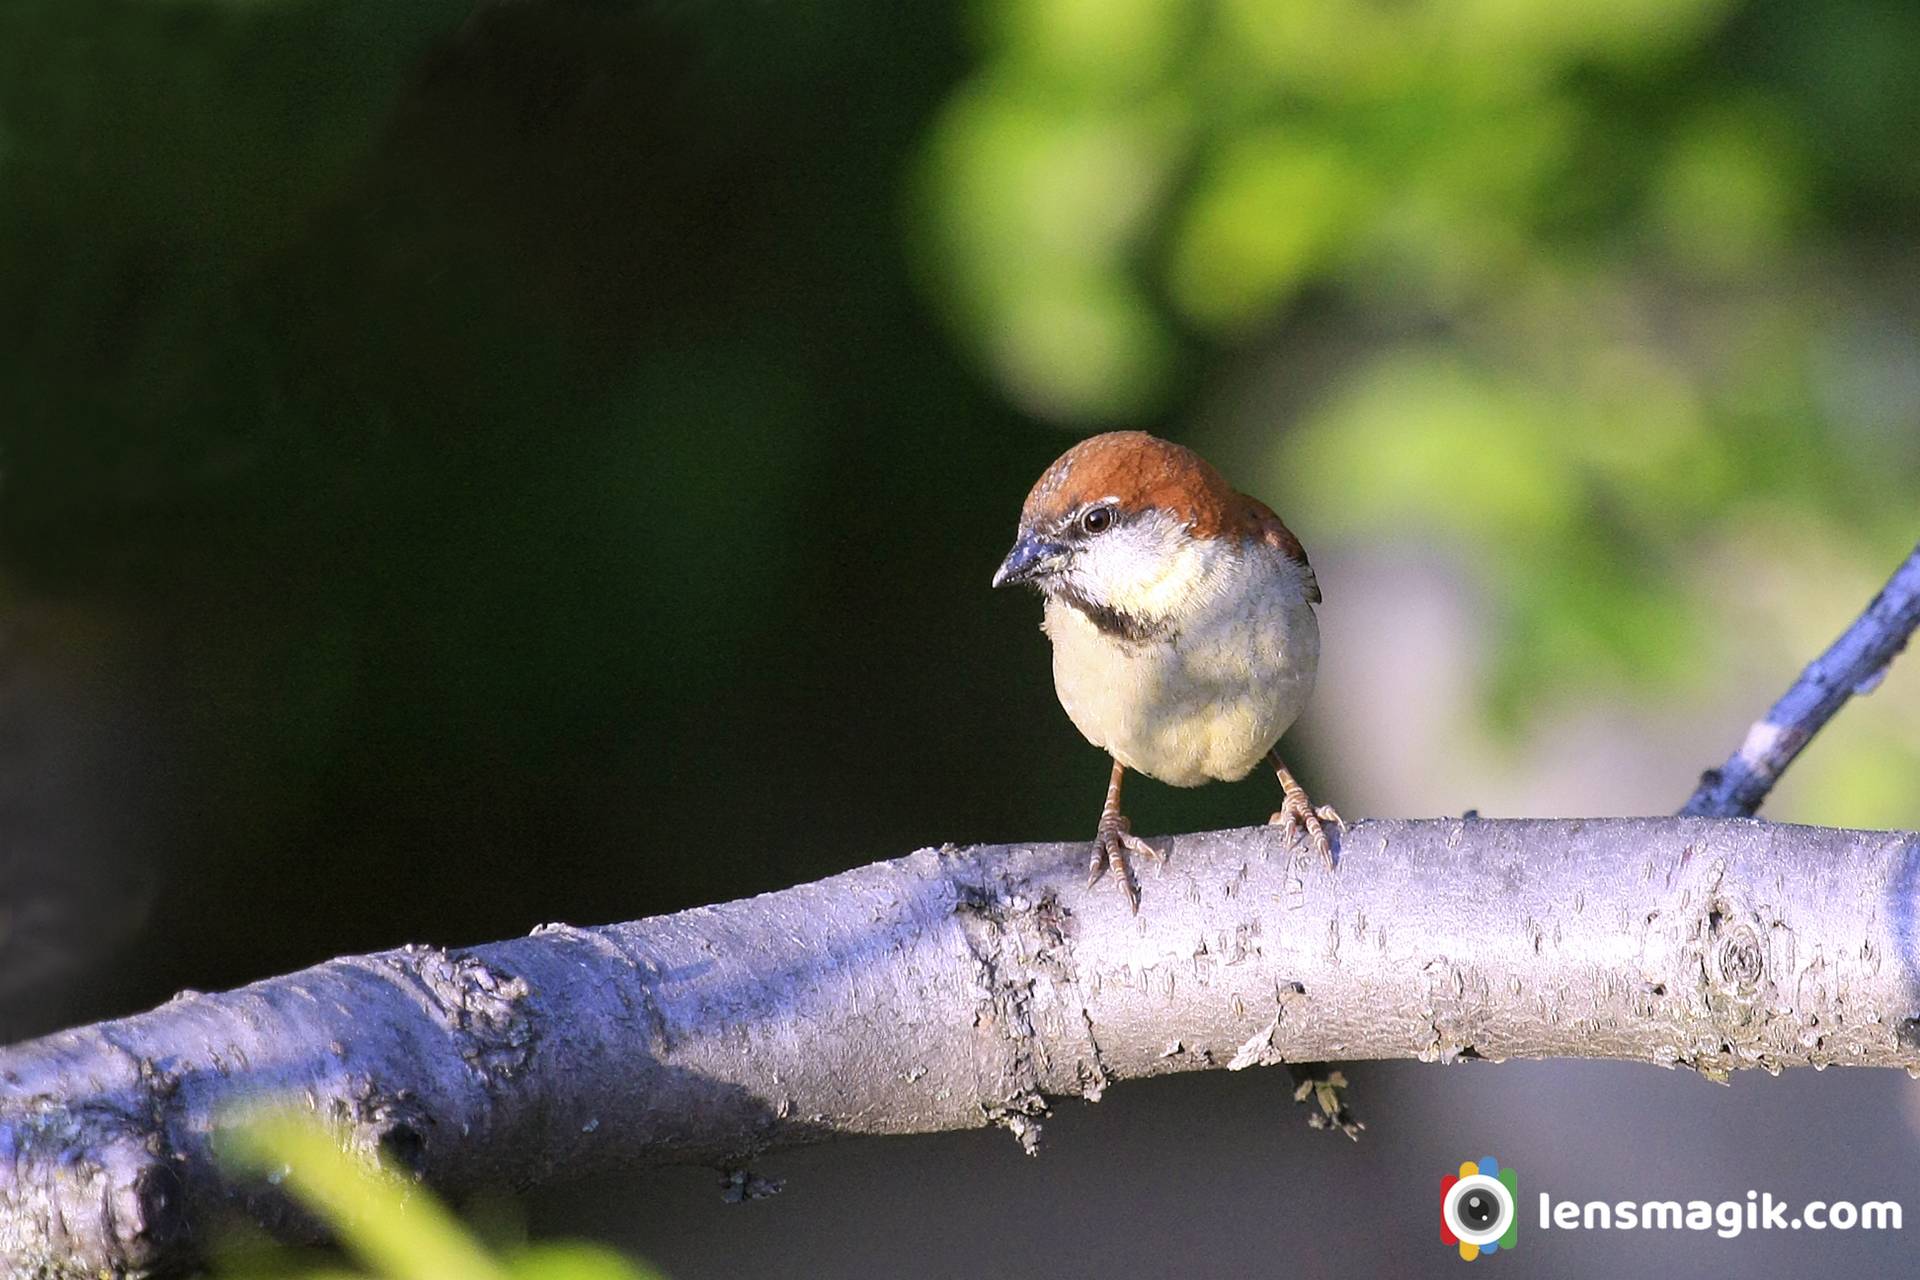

[1069,516,1238,626]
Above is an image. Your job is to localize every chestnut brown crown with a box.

[1012,431,1319,601]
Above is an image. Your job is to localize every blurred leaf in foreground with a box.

[218,1109,663,1280]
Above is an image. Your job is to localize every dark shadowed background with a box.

[3,0,1918,1274]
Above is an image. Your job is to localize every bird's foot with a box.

[1269,790,1343,869]
[1088,811,1161,913]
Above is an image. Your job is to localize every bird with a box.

[991,430,1341,911]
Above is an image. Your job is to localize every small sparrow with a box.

[992,431,1341,911]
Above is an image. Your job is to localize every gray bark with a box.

[5,816,1919,1278]
[1684,541,1920,816]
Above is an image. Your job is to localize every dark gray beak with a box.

[992,532,1069,589]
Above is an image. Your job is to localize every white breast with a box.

[1043,546,1319,787]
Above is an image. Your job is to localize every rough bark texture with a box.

[1684,541,1920,817]
[5,816,1920,1277]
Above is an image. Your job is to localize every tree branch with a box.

[1684,541,1920,817]
[5,817,1919,1277]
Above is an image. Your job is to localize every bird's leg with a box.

[1089,758,1161,913]
[1268,750,1343,868]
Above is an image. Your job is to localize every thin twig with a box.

[1683,541,1920,817]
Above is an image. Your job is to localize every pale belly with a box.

[1043,585,1318,787]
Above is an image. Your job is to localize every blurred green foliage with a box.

[919,0,1920,804]
[920,0,1919,409]
[217,1110,662,1280]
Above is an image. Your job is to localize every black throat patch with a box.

[1052,583,1166,644]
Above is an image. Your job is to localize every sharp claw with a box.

[1268,757,1343,868]
[1090,815,1155,910]
[1271,798,1339,868]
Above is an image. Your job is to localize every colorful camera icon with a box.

[1441,1157,1519,1260]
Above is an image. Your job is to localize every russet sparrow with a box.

[993,431,1341,911]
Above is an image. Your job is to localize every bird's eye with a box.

[1080,505,1115,535]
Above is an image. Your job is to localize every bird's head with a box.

[991,431,1318,640]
